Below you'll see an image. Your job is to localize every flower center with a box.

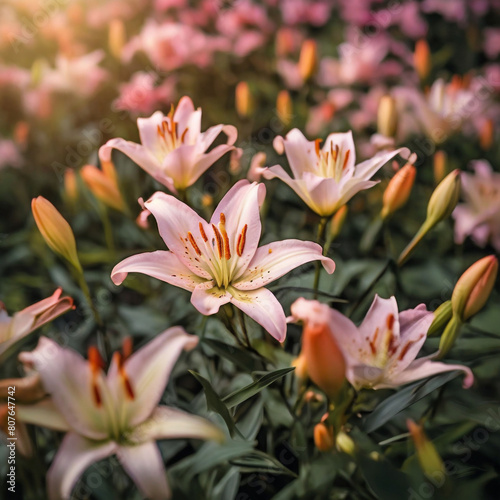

[314,138,351,180]
[155,106,189,157]
[183,212,248,289]
[367,314,398,368]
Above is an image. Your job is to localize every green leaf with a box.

[222,367,295,408]
[363,372,459,433]
[202,338,260,371]
[189,370,239,437]
[230,449,297,477]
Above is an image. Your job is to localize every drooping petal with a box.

[191,282,231,315]
[229,287,287,342]
[337,178,378,207]
[211,180,266,276]
[111,250,205,291]
[233,240,334,290]
[145,192,212,279]
[17,399,70,432]
[108,327,198,428]
[116,442,170,500]
[47,433,116,500]
[378,358,474,389]
[19,337,111,440]
[128,406,224,444]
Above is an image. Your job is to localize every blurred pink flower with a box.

[453,160,500,251]
[113,72,177,115]
[18,331,222,500]
[0,288,73,358]
[100,96,237,193]
[279,0,333,26]
[305,90,354,136]
[111,181,335,342]
[484,28,500,59]
[290,295,474,390]
[0,65,30,88]
[264,129,408,216]
[0,139,24,169]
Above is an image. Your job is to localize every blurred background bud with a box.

[414,39,431,80]
[235,81,253,118]
[109,20,126,59]
[81,162,126,212]
[377,95,398,138]
[381,162,416,219]
[298,39,318,82]
[433,150,447,184]
[314,421,335,452]
[479,119,493,150]
[277,90,293,126]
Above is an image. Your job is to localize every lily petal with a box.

[324,131,356,171]
[281,129,318,177]
[358,295,401,347]
[229,287,287,342]
[117,442,171,500]
[233,240,334,290]
[47,433,116,500]
[354,147,409,181]
[137,111,166,157]
[111,250,204,291]
[108,327,198,428]
[191,282,231,315]
[17,399,69,432]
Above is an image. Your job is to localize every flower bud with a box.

[64,169,78,203]
[336,431,356,455]
[235,82,253,118]
[291,353,308,380]
[479,119,493,150]
[329,205,348,242]
[426,169,461,225]
[298,39,318,81]
[381,162,416,219]
[427,300,452,337]
[407,419,446,482]
[277,90,293,126]
[248,152,267,182]
[414,39,430,80]
[452,255,498,321]
[109,19,126,59]
[32,196,81,271]
[81,163,125,212]
[437,314,462,358]
[314,421,335,452]
[377,95,398,138]
[433,150,447,184]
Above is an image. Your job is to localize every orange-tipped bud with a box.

[452,255,498,321]
[433,150,447,184]
[291,353,308,380]
[407,419,446,482]
[32,196,81,271]
[64,169,78,203]
[277,90,293,126]
[381,162,416,219]
[480,119,494,150]
[81,164,125,212]
[235,82,253,118]
[314,421,335,452]
[302,316,346,400]
[298,39,318,81]
[414,39,431,80]
[109,19,126,59]
[329,205,348,242]
[377,95,398,138]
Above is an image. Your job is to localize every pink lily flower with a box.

[452,160,500,252]
[0,288,73,358]
[263,129,408,216]
[290,296,473,390]
[111,180,335,342]
[99,96,237,194]
[17,330,223,500]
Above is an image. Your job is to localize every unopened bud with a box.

[277,90,293,126]
[291,353,308,380]
[426,169,461,225]
[480,119,494,150]
[452,255,498,322]
[64,169,78,203]
[407,419,446,482]
[336,431,356,455]
[32,196,81,271]
[314,421,335,452]
[437,314,463,358]
[427,300,452,337]
[433,150,447,184]
[81,164,125,212]
[381,162,416,219]
[109,19,126,59]
[377,95,398,138]
[414,39,431,80]
[235,82,253,118]
[298,39,318,81]
[329,205,348,242]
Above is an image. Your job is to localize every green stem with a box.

[313,217,328,299]
[99,203,115,258]
[75,265,104,329]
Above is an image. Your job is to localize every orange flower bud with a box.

[329,205,348,242]
[32,196,81,271]
[381,162,416,219]
[377,95,398,138]
[452,255,498,321]
[109,19,126,59]
[480,119,494,150]
[14,121,29,148]
[235,82,253,118]
[277,90,293,126]
[81,163,125,212]
[64,169,78,203]
[414,39,430,80]
[314,421,335,452]
[433,150,447,184]
[298,39,318,82]
[291,353,308,380]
